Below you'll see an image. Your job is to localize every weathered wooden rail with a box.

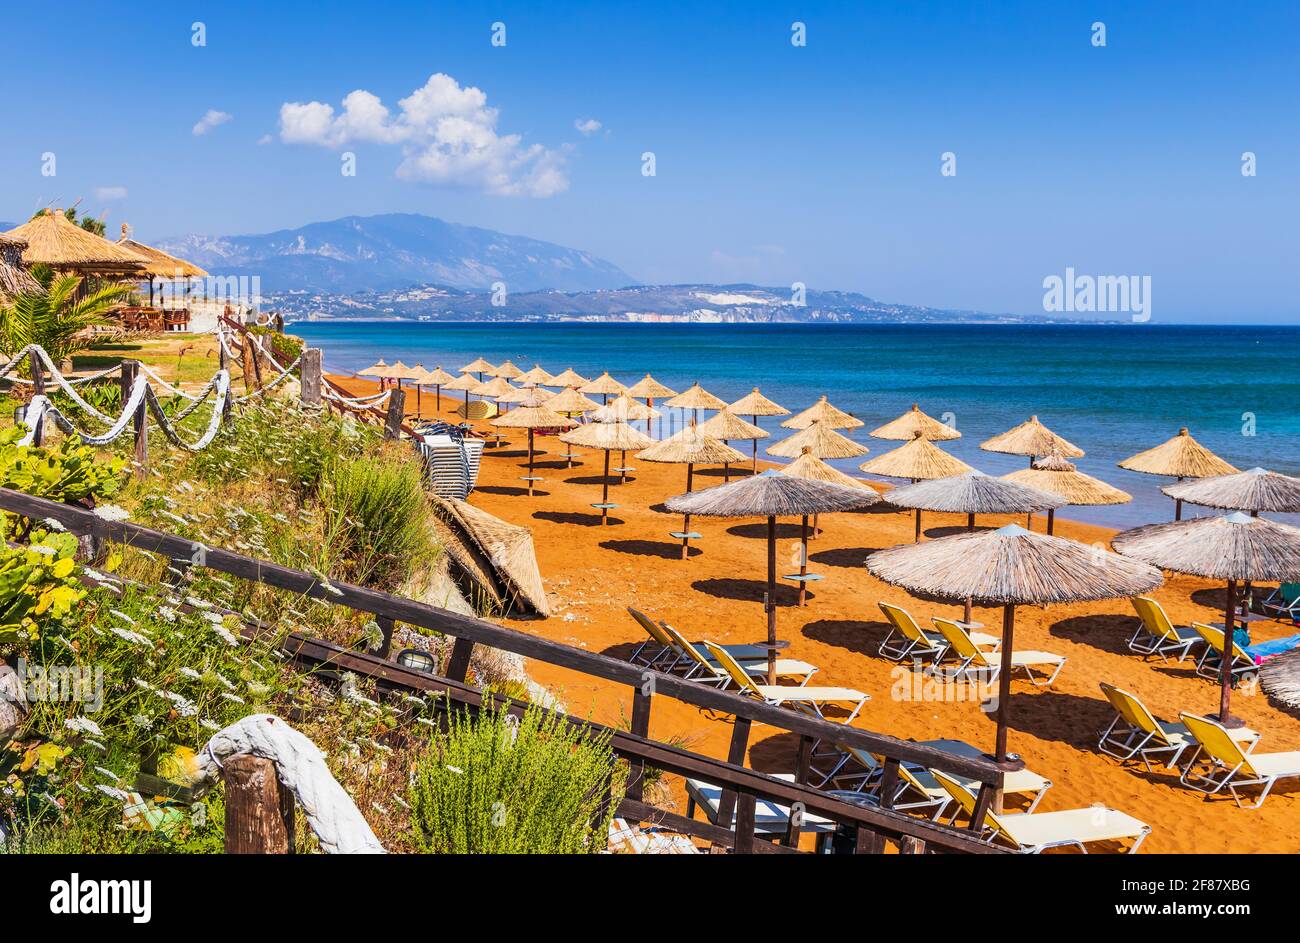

[0,487,1008,854]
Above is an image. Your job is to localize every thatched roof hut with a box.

[1161,467,1300,514]
[869,403,960,441]
[3,209,146,278]
[781,395,863,430]
[768,419,867,459]
[859,432,973,480]
[979,415,1083,460]
[730,387,789,418]
[433,498,551,616]
[116,225,208,278]
[0,233,40,301]
[1118,427,1237,479]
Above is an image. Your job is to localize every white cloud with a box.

[95,186,128,201]
[257,134,273,146]
[574,118,602,136]
[192,110,233,136]
[278,73,568,197]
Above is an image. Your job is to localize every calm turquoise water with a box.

[293,321,1300,529]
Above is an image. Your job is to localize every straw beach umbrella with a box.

[592,394,662,483]
[1113,514,1300,726]
[1162,468,1300,517]
[357,359,389,388]
[1003,454,1131,534]
[871,403,960,441]
[0,234,40,302]
[546,386,602,416]
[579,372,627,405]
[980,415,1084,466]
[442,371,481,410]
[782,395,863,431]
[1260,650,1300,712]
[731,387,790,471]
[493,360,524,380]
[626,374,677,435]
[417,366,456,412]
[667,472,880,680]
[638,425,745,559]
[517,365,557,386]
[779,448,881,604]
[698,408,767,482]
[768,420,868,460]
[559,421,654,524]
[1119,428,1238,520]
[404,363,435,414]
[387,361,423,410]
[472,375,517,410]
[860,432,973,481]
[490,390,577,496]
[550,367,591,388]
[868,525,1163,762]
[665,382,728,425]
[460,357,495,381]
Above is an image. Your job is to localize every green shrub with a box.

[0,427,126,504]
[408,699,623,854]
[320,451,436,590]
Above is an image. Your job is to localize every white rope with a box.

[0,347,123,387]
[322,386,392,407]
[137,362,204,402]
[193,714,385,854]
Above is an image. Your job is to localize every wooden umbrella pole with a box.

[601,450,611,524]
[646,398,654,435]
[526,429,535,497]
[766,515,777,684]
[914,509,922,543]
[681,463,694,560]
[415,384,422,415]
[619,450,627,484]
[964,514,975,623]
[435,385,441,412]
[995,604,1016,764]
[812,512,819,540]
[1219,579,1242,726]
[798,515,809,606]
[1046,509,1055,535]
[751,416,760,472]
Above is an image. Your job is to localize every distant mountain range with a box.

[156,213,635,294]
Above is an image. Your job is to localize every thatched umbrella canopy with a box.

[1162,468,1300,516]
[357,359,390,389]
[870,403,960,441]
[416,366,456,412]
[591,392,659,424]
[496,382,537,406]
[1260,649,1300,712]
[493,359,524,380]
[0,234,40,302]
[550,367,591,388]
[698,408,767,482]
[860,432,973,481]
[560,420,655,523]
[778,448,882,603]
[667,471,880,679]
[546,386,602,415]
[868,524,1163,761]
[117,224,208,306]
[442,371,481,408]
[1003,455,1131,533]
[638,425,746,559]
[1119,428,1239,521]
[625,374,677,435]
[436,498,551,616]
[730,387,790,471]
[4,210,146,279]
[782,395,863,431]
[579,371,627,404]
[460,357,496,381]
[768,419,868,460]
[1113,513,1300,725]
[980,415,1083,467]
[887,470,1064,536]
[490,390,577,496]
[665,382,728,426]
[471,375,516,400]
[516,365,556,386]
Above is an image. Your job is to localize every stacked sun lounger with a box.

[418,433,484,500]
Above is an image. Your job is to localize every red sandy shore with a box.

[334,376,1300,852]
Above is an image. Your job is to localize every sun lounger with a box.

[1178,713,1300,808]
[1097,682,1259,771]
[1191,623,1258,682]
[703,641,870,722]
[660,621,817,686]
[930,770,1150,853]
[1259,582,1300,621]
[1129,596,1203,662]
[684,774,837,842]
[931,618,1066,686]
[877,601,999,663]
[624,609,817,683]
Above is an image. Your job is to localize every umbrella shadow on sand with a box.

[801,618,882,658]
[694,466,755,480]
[692,577,808,607]
[564,474,626,487]
[924,524,997,539]
[747,731,806,773]
[726,522,806,540]
[532,510,625,527]
[485,449,532,459]
[975,689,1112,751]
[600,538,702,560]
[808,547,883,569]
[476,484,550,498]
[1049,614,1142,656]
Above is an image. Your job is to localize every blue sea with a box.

[293,321,1300,529]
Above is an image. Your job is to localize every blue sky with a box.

[1,1,1297,322]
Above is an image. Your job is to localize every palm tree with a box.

[0,265,133,371]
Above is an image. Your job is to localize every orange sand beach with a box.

[333,375,1300,853]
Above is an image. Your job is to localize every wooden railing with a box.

[0,486,1009,854]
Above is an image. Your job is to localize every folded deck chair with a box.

[931,618,1066,687]
[625,608,777,673]
[931,770,1151,853]
[877,601,999,663]
[1259,582,1300,621]
[1129,596,1203,662]
[1191,623,1257,682]
[1178,713,1300,809]
[1097,682,1259,771]
[703,641,870,722]
[661,622,817,687]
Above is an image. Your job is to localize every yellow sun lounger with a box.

[1097,682,1259,771]
[625,608,776,672]
[660,621,818,687]
[877,601,999,663]
[703,641,870,722]
[1129,596,1203,662]
[931,770,1151,853]
[931,618,1066,687]
[1178,713,1300,809]
[1190,623,1257,683]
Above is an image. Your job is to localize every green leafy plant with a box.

[408,698,623,854]
[0,427,126,504]
[0,266,134,368]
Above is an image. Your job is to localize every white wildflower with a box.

[93,503,131,523]
[65,717,104,737]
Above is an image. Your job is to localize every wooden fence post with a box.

[384,388,406,440]
[119,361,147,478]
[715,716,751,829]
[625,688,653,802]
[445,636,475,681]
[28,349,44,447]
[300,348,322,407]
[239,333,257,395]
[224,754,295,854]
[375,614,395,660]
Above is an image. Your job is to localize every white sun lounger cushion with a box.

[998,807,1149,848]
